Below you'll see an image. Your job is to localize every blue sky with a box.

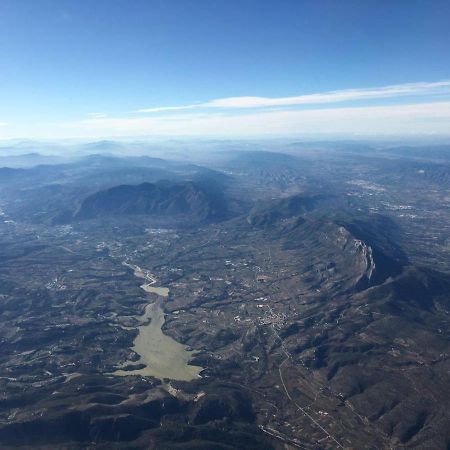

[1,0,450,139]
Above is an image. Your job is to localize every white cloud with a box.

[0,122,8,127]
[47,101,450,139]
[87,112,107,118]
[4,97,450,139]
[136,105,199,113]
[136,80,450,113]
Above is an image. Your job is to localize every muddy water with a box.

[113,267,203,381]
[141,283,169,297]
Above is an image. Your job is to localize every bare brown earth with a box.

[0,147,449,449]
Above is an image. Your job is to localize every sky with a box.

[1,0,450,140]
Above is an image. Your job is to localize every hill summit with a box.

[74,180,227,223]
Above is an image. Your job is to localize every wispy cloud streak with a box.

[137,105,199,113]
[57,101,450,138]
[136,80,450,113]
[87,112,107,119]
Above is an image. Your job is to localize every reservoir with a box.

[113,265,203,381]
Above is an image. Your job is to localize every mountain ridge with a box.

[74,180,228,223]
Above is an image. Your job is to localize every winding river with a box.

[113,264,203,381]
